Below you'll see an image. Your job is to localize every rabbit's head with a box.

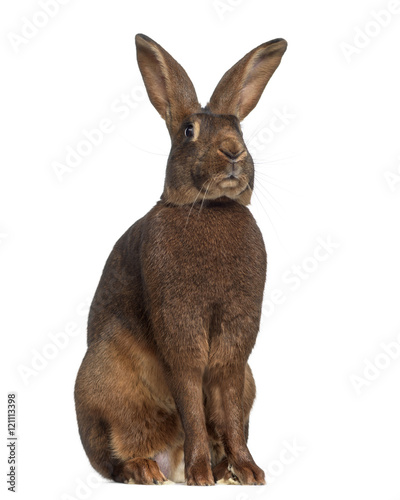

[135,34,287,206]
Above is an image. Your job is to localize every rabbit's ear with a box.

[135,34,200,136]
[207,39,287,121]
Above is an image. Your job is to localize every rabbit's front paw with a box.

[228,461,266,485]
[186,460,215,486]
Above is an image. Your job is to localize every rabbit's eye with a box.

[185,124,194,138]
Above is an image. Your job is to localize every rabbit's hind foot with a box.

[113,457,170,485]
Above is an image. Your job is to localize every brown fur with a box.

[74,34,287,485]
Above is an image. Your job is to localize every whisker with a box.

[255,181,285,216]
[255,176,295,198]
[244,116,274,144]
[251,186,283,247]
[255,170,291,188]
[116,132,169,157]
[199,176,216,215]
[184,180,209,230]
[253,151,295,165]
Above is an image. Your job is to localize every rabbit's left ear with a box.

[135,34,201,137]
[207,39,287,121]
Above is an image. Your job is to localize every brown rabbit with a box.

[74,34,287,486]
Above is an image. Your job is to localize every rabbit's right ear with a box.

[135,34,200,137]
[207,38,287,121]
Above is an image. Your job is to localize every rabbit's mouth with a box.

[219,177,240,189]
[210,173,250,200]
[211,162,249,193]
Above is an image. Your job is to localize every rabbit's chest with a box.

[144,203,266,303]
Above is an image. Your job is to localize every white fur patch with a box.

[126,478,175,485]
[154,450,185,484]
[216,476,241,485]
[170,458,185,483]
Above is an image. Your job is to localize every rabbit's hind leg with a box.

[112,458,168,485]
[75,330,183,484]
[74,413,121,481]
[76,409,179,485]
[109,423,183,485]
[117,446,185,484]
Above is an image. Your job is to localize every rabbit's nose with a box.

[218,139,246,161]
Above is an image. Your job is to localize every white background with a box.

[1,0,400,499]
